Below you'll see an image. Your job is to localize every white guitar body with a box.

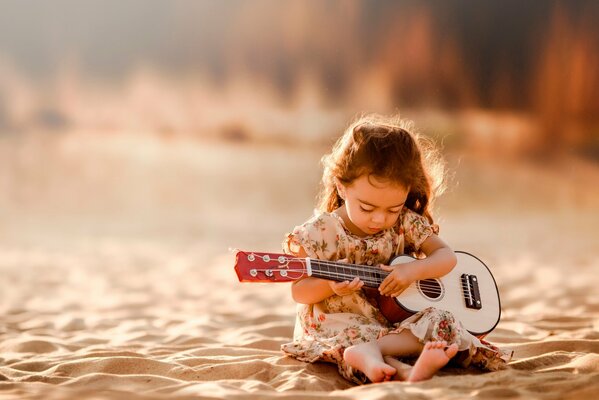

[390,251,501,336]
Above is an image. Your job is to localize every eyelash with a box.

[360,206,401,214]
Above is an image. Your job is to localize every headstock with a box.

[233,250,308,283]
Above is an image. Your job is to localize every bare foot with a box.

[407,341,459,382]
[344,341,397,383]
[383,356,412,381]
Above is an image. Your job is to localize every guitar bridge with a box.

[461,274,482,310]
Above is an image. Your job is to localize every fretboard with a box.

[309,259,389,288]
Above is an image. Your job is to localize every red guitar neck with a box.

[234,249,389,286]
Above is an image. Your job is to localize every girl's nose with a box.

[371,211,385,224]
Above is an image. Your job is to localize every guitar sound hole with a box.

[418,279,443,300]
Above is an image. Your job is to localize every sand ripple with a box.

[0,240,597,400]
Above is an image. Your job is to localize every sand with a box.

[0,133,598,399]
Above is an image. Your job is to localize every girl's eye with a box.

[359,206,373,212]
[389,209,401,214]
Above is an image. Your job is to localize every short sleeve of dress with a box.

[400,209,439,251]
[282,213,345,260]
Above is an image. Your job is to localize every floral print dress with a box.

[281,208,511,384]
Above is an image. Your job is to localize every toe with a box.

[445,343,459,358]
[383,364,397,376]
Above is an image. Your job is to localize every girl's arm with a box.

[379,235,457,297]
[409,235,457,280]
[290,246,363,304]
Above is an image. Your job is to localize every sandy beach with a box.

[1,132,598,399]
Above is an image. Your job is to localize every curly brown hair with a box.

[317,113,446,225]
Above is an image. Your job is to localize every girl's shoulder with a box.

[398,207,425,224]
[300,210,345,232]
[395,207,440,250]
[397,207,436,228]
[283,211,346,258]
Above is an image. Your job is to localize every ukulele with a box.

[234,250,501,337]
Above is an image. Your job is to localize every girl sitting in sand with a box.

[281,114,511,384]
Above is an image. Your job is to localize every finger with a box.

[333,281,350,289]
[379,278,390,293]
[379,279,396,294]
[382,276,396,288]
[379,265,394,285]
[384,284,402,296]
[348,279,362,290]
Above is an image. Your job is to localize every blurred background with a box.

[0,0,598,262]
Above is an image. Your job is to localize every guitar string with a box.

[308,258,470,284]
[312,271,448,291]
[248,272,480,305]
[307,265,461,290]
[250,264,450,291]
[246,265,474,295]
[253,268,421,293]
[244,254,479,293]
[292,257,475,292]
[292,258,478,289]
[247,258,475,292]
[248,268,477,296]
[287,257,440,287]
[243,251,455,282]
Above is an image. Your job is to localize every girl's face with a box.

[337,175,409,236]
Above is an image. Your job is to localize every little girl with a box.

[281,114,511,384]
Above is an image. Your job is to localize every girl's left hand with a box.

[378,263,416,297]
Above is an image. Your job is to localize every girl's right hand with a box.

[329,277,364,296]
